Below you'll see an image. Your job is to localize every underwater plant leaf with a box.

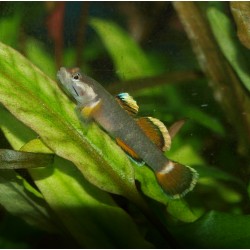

[181,105,225,136]
[207,4,250,92]
[0,41,143,203]
[0,13,21,47]
[89,17,224,137]
[230,2,250,49]
[195,164,244,185]
[167,144,204,166]
[167,199,199,223]
[0,149,54,169]
[0,104,37,150]
[171,210,250,248]
[90,18,158,80]
[25,38,57,78]
[134,165,198,222]
[22,139,153,248]
[135,165,166,204]
[0,170,57,233]
[174,2,250,159]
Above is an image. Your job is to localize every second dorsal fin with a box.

[116,93,139,116]
[136,117,171,151]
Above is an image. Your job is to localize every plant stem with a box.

[174,2,250,160]
[107,70,203,94]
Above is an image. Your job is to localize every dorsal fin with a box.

[115,93,139,116]
[116,138,145,166]
[136,117,171,151]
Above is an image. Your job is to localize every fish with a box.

[57,67,198,199]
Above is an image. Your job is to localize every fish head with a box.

[57,67,97,106]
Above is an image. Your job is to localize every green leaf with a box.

[195,164,243,185]
[182,106,225,136]
[90,18,158,80]
[167,144,204,166]
[0,170,57,233]
[25,38,56,79]
[0,13,21,47]
[0,108,57,232]
[207,4,250,92]
[22,139,153,248]
[172,210,250,248]
[135,165,167,204]
[135,163,198,223]
[0,41,142,202]
[0,149,54,169]
[167,199,198,223]
[0,105,37,150]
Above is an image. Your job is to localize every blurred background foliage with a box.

[0,1,249,248]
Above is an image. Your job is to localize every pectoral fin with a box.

[136,117,171,151]
[115,93,139,116]
[79,99,102,119]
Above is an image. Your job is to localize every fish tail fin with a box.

[155,161,198,199]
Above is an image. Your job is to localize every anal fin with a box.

[116,138,144,166]
[136,117,171,151]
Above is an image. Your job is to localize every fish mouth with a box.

[57,67,68,84]
[57,67,75,97]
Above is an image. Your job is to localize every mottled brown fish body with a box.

[80,73,168,172]
[57,67,198,198]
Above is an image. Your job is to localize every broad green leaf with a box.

[0,41,143,203]
[171,210,250,248]
[135,164,198,223]
[0,109,57,231]
[0,149,54,169]
[167,199,198,223]
[207,4,250,92]
[22,139,153,248]
[90,18,158,80]
[135,165,166,204]
[0,105,37,150]
[0,170,57,233]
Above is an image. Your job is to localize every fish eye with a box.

[72,72,81,81]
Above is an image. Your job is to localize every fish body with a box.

[57,67,198,198]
